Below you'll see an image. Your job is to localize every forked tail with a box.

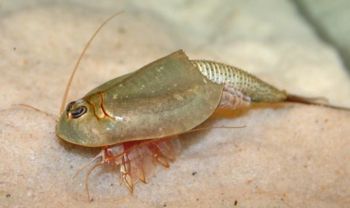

[286,94,350,111]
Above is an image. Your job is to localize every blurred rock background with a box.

[295,0,350,73]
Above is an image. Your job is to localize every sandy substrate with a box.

[0,1,349,207]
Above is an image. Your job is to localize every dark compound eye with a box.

[69,106,87,119]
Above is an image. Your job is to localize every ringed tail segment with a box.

[191,60,350,110]
[191,60,288,103]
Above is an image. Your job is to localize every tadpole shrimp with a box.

[54,12,349,201]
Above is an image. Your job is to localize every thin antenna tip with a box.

[59,11,124,114]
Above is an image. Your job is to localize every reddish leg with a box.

[116,137,181,191]
[78,137,181,200]
[101,138,181,192]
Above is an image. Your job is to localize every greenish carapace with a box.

[56,50,225,147]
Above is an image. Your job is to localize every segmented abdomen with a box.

[191,60,287,102]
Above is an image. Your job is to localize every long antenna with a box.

[183,125,246,134]
[60,11,124,114]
